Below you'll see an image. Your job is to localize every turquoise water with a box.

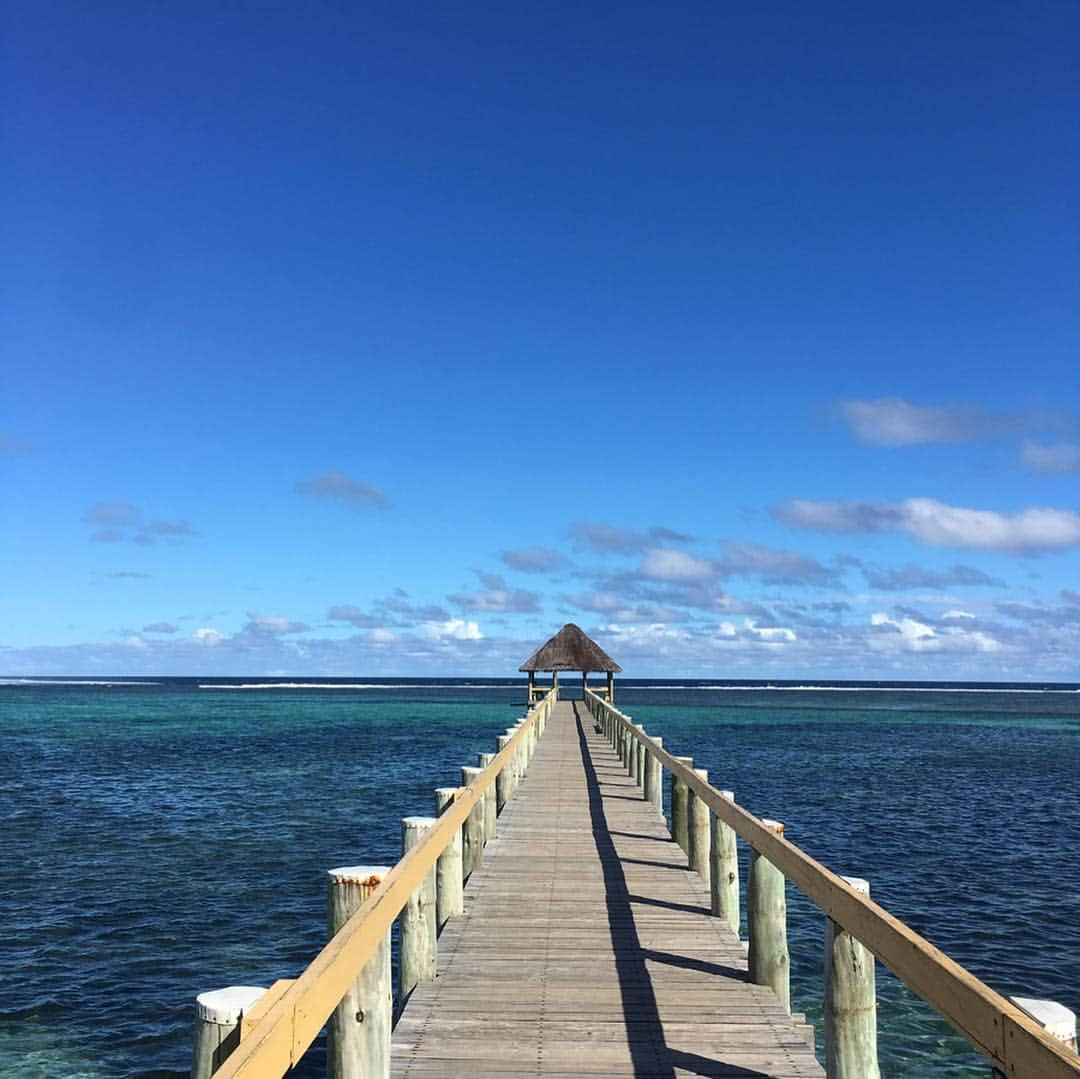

[1,680,1077,1076]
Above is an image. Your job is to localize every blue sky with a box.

[2,2,1078,678]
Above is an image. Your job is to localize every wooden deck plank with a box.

[390,700,824,1078]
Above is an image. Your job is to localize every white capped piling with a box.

[687,768,711,886]
[710,790,740,935]
[1009,997,1078,1053]
[636,734,647,790]
[398,816,437,1009]
[327,866,393,1079]
[824,876,879,1079]
[192,985,267,1079]
[670,757,693,853]
[495,734,512,811]
[461,766,485,878]
[644,736,663,813]
[433,788,464,928]
[630,724,644,783]
[748,819,790,1013]
[503,727,519,799]
[478,752,497,840]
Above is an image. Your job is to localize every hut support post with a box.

[327,866,393,1079]
[824,876,879,1079]
[527,670,535,705]
[747,820,790,1013]
[607,669,614,703]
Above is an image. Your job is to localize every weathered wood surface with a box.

[391,700,823,1077]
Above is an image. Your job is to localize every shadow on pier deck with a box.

[391,701,822,1078]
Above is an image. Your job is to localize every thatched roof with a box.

[519,623,622,673]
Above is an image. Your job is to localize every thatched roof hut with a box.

[520,624,621,702]
[519,623,622,673]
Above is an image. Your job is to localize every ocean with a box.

[1,678,1077,1077]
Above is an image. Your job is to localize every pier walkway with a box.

[391,701,822,1078]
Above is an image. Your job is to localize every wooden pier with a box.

[201,626,1079,1079]
[393,699,820,1077]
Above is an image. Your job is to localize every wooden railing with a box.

[584,688,1079,1079]
[199,689,556,1078]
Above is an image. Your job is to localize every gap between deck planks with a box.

[391,700,824,1078]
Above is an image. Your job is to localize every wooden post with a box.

[461,766,485,879]
[687,768,710,886]
[433,788,464,928]
[710,790,740,935]
[327,866,392,1079]
[636,733,647,790]
[607,670,614,704]
[192,986,267,1079]
[504,726,521,799]
[990,998,1078,1078]
[495,734,512,811]
[670,757,693,853]
[478,753,497,841]
[527,670,535,705]
[398,816,437,1010]
[581,670,587,698]
[552,670,559,698]
[644,736,663,813]
[630,724,644,783]
[825,876,879,1079]
[747,819,790,1013]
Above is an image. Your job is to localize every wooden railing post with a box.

[461,766,485,878]
[670,757,693,853]
[994,999,1078,1076]
[630,724,645,784]
[824,876,879,1079]
[478,753,497,840]
[748,819,790,1012]
[495,734,512,811]
[398,816,437,1011]
[327,866,393,1079]
[644,736,663,813]
[433,789,464,928]
[687,768,711,886]
[710,790,739,934]
[192,986,267,1079]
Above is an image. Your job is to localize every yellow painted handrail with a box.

[584,688,1079,1079]
[215,689,556,1077]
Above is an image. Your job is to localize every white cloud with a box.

[837,397,982,445]
[640,548,715,582]
[245,613,310,635]
[432,619,483,641]
[295,471,388,510]
[871,611,1001,653]
[193,627,224,645]
[744,619,797,642]
[1020,441,1080,475]
[776,497,1080,554]
[501,547,568,573]
[449,572,540,614]
[942,609,976,620]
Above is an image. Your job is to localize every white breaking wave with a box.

[0,678,163,686]
[200,682,512,690]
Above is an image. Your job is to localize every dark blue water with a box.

[1,678,1077,1076]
